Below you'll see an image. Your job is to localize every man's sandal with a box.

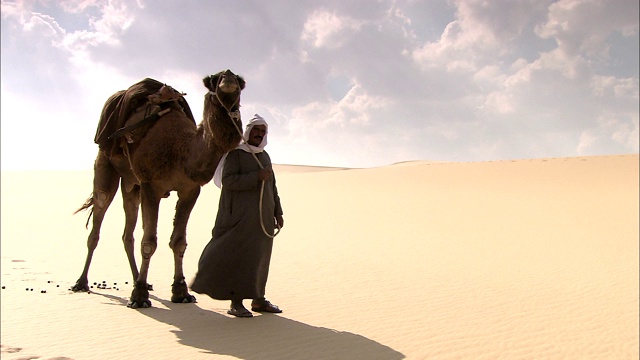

[251,299,282,313]
[227,306,253,317]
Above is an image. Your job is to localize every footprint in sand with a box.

[0,345,23,353]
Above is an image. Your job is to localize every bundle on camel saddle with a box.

[73,69,246,309]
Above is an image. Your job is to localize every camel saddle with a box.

[94,78,196,155]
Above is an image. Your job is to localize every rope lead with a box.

[212,86,280,238]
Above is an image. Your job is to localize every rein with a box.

[209,77,280,238]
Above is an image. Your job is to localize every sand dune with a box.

[1,154,638,359]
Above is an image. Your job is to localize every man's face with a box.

[247,125,266,146]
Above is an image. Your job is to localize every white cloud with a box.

[411,0,551,72]
[301,9,364,49]
[1,0,638,170]
[536,0,639,58]
[577,112,639,156]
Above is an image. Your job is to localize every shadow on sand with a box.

[98,293,405,360]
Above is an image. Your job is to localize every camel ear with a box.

[237,75,246,90]
[203,75,216,91]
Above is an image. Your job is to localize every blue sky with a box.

[1,0,638,170]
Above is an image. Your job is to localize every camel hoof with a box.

[171,278,195,303]
[71,279,89,292]
[171,294,197,304]
[128,281,151,308]
[127,300,152,309]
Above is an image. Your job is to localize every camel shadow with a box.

[98,293,405,360]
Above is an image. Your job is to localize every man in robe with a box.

[191,114,284,317]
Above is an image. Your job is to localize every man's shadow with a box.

[99,293,405,360]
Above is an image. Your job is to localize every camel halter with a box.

[209,76,280,239]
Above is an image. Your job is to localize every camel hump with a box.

[94,78,196,153]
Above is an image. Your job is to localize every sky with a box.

[1,0,638,170]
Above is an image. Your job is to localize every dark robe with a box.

[190,149,283,300]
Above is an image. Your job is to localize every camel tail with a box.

[74,195,94,229]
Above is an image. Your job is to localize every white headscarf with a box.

[213,114,269,188]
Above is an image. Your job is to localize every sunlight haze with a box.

[1,0,638,170]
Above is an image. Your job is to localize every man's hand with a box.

[258,168,273,181]
[275,215,284,229]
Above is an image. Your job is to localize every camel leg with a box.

[121,180,141,283]
[73,151,120,292]
[169,186,200,303]
[127,182,160,309]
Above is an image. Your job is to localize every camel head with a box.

[203,69,245,94]
[203,69,245,112]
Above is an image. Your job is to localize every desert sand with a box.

[1,154,638,359]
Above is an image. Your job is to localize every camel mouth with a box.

[218,72,239,93]
[218,82,238,93]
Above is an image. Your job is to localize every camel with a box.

[73,69,245,308]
